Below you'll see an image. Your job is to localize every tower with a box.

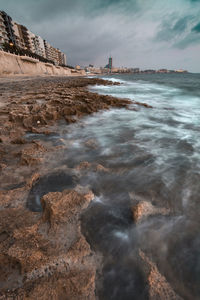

[108,56,112,72]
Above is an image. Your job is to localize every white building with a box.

[30,33,46,57]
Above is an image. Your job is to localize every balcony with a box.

[21,26,28,33]
[0,28,7,34]
[0,34,8,41]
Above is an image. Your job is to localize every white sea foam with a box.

[114,231,129,241]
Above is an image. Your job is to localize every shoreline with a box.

[0,76,132,299]
[0,75,185,299]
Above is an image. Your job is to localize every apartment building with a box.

[44,40,65,65]
[58,51,67,65]
[43,40,53,61]
[32,35,46,57]
[0,11,15,44]
[1,10,67,65]
[12,22,25,48]
[28,32,45,57]
[20,25,32,50]
[0,12,9,46]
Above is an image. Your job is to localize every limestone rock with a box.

[132,201,170,223]
[139,250,183,300]
[41,189,94,227]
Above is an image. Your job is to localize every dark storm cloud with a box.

[155,15,193,42]
[174,20,200,49]
[173,17,191,32]
[192,22,200,32]
[154,10,200,50]
[1,0,141,22]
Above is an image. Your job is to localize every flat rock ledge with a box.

[0,76,153,299]
[0,189,97,300]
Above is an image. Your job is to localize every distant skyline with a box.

[1,0,200,72]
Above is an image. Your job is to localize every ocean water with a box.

[82,73,200,299]
[30,73,200,299]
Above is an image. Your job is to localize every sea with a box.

[30,73,200,299]
[84,73,200,300]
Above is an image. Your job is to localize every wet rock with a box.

[0,163,6,171]
[76,161,92,170]
[0,189,96,300]
[85,139,98,149]
[133,101,153,108]
[95,164,110,173]
[0,76,134,299]
[20,142,47,166]
[41,190,94,227]
[11,137,26,144]
[76,161,110,173]
[26,173,40,188]
[27,171,77,212]
[131,200,170,223]
[0,187,28,209]
[139,250,183,300]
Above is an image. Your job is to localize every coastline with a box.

[0,76,132,299]
[0,75,188,299]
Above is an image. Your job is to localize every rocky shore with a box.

[0,76,132,299]
[0,76,181,299]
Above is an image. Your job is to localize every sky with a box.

[1,0,200,72]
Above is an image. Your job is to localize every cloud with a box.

[1,0,200,71]
[155,15,189,42]
[192,22,200,32]
[175,32,200,48]
[1,0,142,22]
[154,10,200,50]
[174,20,200,49]
[173,16,191,32]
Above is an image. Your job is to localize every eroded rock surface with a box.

[0,76,159,299]
[139,250,183,300]
[0,189,96,300]
[132,200,170,223]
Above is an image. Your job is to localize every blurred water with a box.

[83,73,200,299]
[29,73,200,299]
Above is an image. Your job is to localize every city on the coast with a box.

[0,10,188,75]
[84,59,188,75]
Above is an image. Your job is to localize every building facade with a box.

[0,11,15,45]
[109,56,112,71]
[44,40,66,65]
[12,22,26,48]
[20,25,32,50]
[44,40,53,61]
[0,12,9,46]
[60,52,67,65]
[29,33,46,57]
[57,49,67,65]
[1,10,67,65]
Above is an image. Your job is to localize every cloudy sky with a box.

[1,0,200,72]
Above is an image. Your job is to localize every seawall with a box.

[0,50,85,76]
